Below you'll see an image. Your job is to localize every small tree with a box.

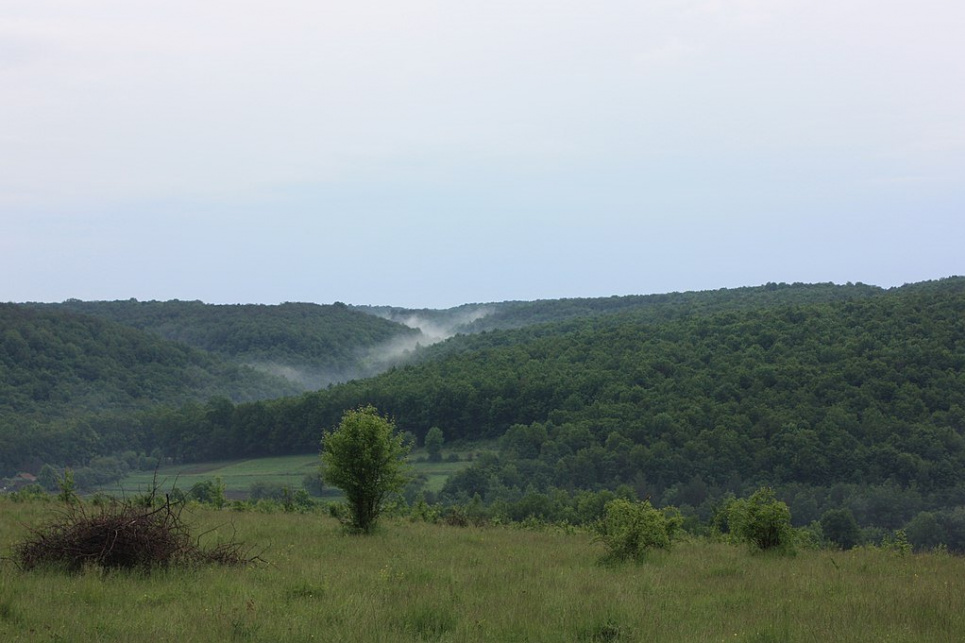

[724,487,794,552]
[593,499,683,562]
[57,468,79,506]
[38,464,60,492]
[321,406,410,533]
[820,508,862,550]
[425,426,445,463]
[188,477,227,508]
[904,511,946,551]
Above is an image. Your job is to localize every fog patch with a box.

[246,361,361,391]
[247,306,494,391]
[407,309,489,339]
[363,306,492,370]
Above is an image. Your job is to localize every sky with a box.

[2,0,963,309]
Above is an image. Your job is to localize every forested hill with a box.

[6,277,965,515]
[37,299,421,389]
[166,278,965,495]
[0,304,299,419]
[356,281,885,334]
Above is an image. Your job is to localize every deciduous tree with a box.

[321,406,410,533]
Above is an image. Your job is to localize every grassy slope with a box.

[1,499,963,642]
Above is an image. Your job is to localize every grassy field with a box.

[98,446,488,499]
[2,497,964,642]
[99,454,322,499]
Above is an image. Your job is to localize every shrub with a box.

[188,477,227,508]
[593,499,683,562]
[409,495,441,523]
[724,487,794,552]
[249,480,286,501]
[820,508,862,550]
[8,484,50,503]
[881,529,912,556]
[442,495,489,527]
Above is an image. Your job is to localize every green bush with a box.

[187,477,227,509]
[820,508,862,550]
[301,470,325,497]
[724,487,794,552]
[8,484,50,503]
[249,480,287,501]
[593,499,682,562]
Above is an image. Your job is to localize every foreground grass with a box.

[2,498,964,642]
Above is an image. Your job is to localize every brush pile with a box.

[12,493,257,572]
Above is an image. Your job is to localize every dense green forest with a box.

[142,278,965,544]
[0,304,303,477]
[0,299,421,476]
[4,278,965,547]
[0,304,298,416]
[356,280,884,333]
[39,299,421,388]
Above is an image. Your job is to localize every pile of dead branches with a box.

[12,493,259,572]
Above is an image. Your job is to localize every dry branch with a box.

[12,493,259,572]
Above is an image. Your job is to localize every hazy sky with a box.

[2,1,962,308]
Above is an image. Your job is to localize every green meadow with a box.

[2,498,964,642]
[99,455,323,499]
[97,446,487,499]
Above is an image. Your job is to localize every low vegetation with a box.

[592,498,683,562]
[720,487,795,552]
[2,496,964,642]
[10,488,256,573]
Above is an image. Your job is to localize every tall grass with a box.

[2,497,964,642]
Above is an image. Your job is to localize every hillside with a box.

[0,304,304,475]
[200,277,965,461]
[6,277,965,544]
[138,277,965,538]
[0,304,298,415]
[40,299,422,389]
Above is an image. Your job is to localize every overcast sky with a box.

[2,1,962,308]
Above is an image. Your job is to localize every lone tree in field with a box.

[321,406,411,533]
